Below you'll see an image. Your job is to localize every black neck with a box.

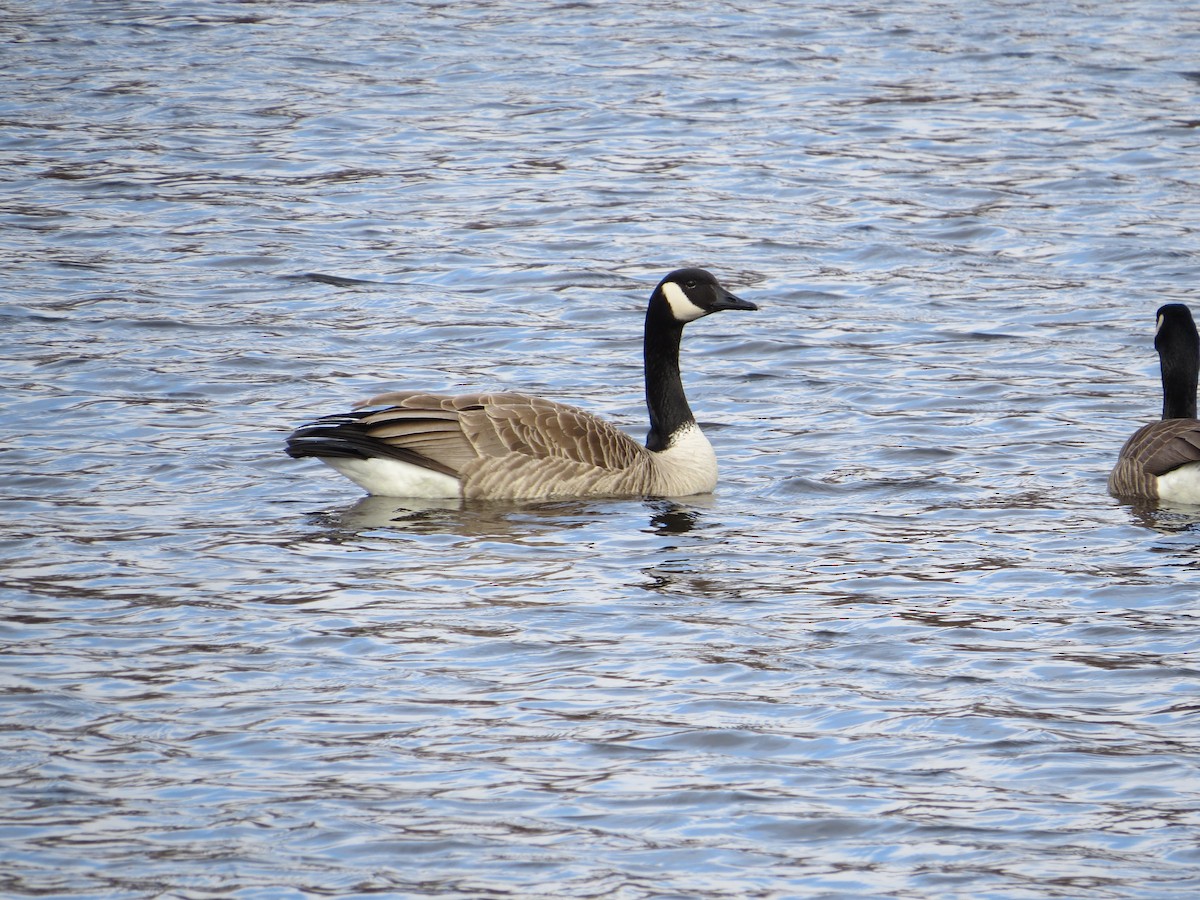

[643,310,693,452]
[1161,347,1198,419]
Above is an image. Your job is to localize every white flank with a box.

[661,281,708,322]
[321,457,462,498]
[1156,461,1200,505]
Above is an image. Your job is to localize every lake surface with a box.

[4,1,1200,897]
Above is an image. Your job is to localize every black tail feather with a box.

[285,412,378,460]
[285,412,457,477]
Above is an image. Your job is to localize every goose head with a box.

[1155,303,1199,420]
[651,267,758,324]
[1155,303,1198,358]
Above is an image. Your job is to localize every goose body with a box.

[1108,303,1200,503]
[286,268,756,500]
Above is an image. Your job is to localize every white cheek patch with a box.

[661,281,708,322]
[1157,313,1165,334]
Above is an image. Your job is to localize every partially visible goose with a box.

[1109,303,1200,503]
[285,268,757,500]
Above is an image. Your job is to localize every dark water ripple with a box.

[4,1,1200,898]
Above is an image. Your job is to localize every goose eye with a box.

[684,280,696,289]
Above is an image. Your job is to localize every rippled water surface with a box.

[4,1,1200,897]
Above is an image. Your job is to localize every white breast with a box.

[649,424,719,495]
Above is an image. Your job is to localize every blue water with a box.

[4,2,1200,897]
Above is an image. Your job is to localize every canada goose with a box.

[1108,303,1200,503]
[285,268,757,500]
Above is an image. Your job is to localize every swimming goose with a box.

[285,268,757,499]
[1108,303,1200,503]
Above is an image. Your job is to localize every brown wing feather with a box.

[457,393,643,468]
[353,392,481,474]
[351,390,648,496]
[1110,418,1200,498]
